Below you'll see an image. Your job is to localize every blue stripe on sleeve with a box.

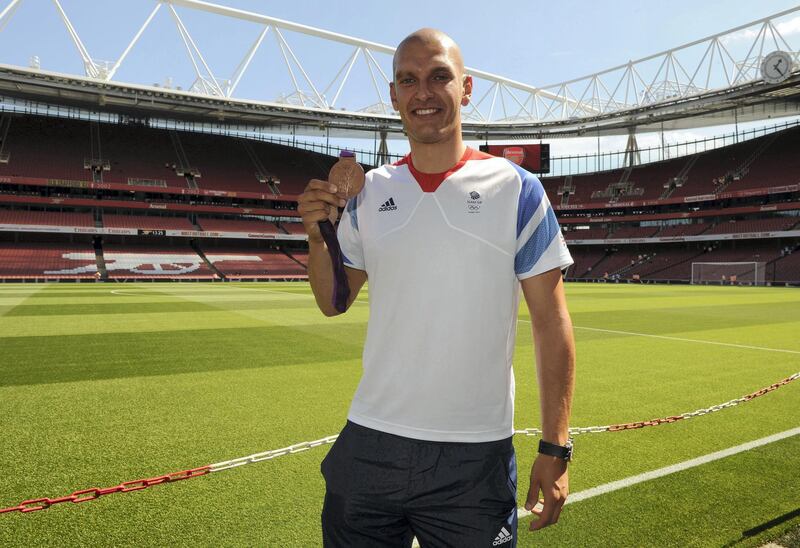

[515,206,561,275]
[346,196,359,232]
[342,250,354,266]
[508,161,545,238]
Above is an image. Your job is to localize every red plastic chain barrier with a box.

[0,466,210,515]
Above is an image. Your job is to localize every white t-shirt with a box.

[337,147,573,442]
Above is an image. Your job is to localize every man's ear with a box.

[390,82,399,111]
[461,74,472,106]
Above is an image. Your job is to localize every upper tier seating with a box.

[0,116,88,181]
[100,124,189,187]
[734,127,800,191]
[541,126,799,205]
[0,115,336,195]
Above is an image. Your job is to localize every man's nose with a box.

[415,81,433,100]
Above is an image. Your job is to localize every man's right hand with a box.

[297,179,346,244]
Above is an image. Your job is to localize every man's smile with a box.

[412,107,442,116]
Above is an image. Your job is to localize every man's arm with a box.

[520,267,576,531]
[298,179,367,316]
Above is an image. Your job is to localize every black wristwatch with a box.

[538,439,573,462]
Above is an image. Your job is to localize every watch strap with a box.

[538,439,573,461]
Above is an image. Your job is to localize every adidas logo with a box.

[492,526,513,546]
[378,197,398,212]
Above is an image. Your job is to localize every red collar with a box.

[394,147,493,192]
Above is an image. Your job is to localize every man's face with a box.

[390,39,471,146]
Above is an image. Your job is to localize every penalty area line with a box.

[517,426,800,519]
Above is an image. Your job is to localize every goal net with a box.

[691,262,766,286]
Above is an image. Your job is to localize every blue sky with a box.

[0,0,798,164]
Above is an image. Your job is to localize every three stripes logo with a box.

[492,526,513,546]
[378,197,398,212]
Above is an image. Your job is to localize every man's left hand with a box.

[524,454,569,531]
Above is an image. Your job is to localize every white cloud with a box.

[721,15,800,45]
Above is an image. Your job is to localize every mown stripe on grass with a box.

[4,299,321,317]
[0,284,46,317]
[0,324,364,387]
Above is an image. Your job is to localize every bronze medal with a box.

[318,151,365,313]
[328,150,365,200]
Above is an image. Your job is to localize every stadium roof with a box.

[0,0,798,138]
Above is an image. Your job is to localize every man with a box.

[298,28,575,547]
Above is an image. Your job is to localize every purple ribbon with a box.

[317,219,350,313]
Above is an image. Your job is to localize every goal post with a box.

[690,262,766,286]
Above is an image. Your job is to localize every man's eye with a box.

[400,78,415,85]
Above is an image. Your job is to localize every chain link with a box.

[209,435,340,472]
[0,467,210,515]
[3,372,797,515]
[514,371,799,436]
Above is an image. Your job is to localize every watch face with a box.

[761,51,794,85]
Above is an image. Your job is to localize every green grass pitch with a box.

[0,282,798,547]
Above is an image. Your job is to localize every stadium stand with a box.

[0,113,796,285]
[0,116,88,181]
[608,226,661,239]
[703,217,797,235]
[99,123,190,187]
[197,217,280,234]
[565,247,607,278]
[773,247,800,283]
[658,224,711,237]
[279,222,306,235]
[101,214,195,231]
[733,127,800,190]
[565,227,609,240]
[200,247,307,278]
[288,250,309,266]
[0,242,97,279]
[0,208,94,227]
[101,244,215,279]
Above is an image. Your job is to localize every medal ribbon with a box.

[317,219,350,313]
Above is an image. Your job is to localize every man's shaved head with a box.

[393,28,464,81]
[389,27,471,149]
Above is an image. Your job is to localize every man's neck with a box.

[408,136,467,173]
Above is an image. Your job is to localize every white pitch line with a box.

[234,284,371,305]
[517,426,800,520]
[517,319,800,355]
